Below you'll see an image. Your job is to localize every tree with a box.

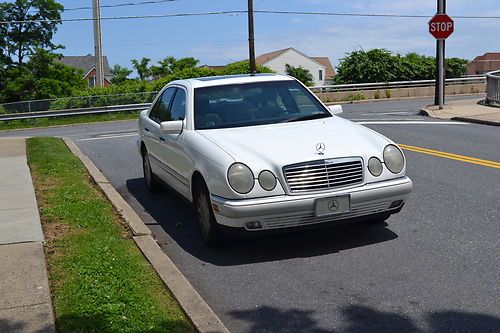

[131,57,152,80]
[285,64,314,86]
[223,60,273,75]
[1,49,86,102]
[0,0,64,65]
[335,49,402,84]
[110,64,132,84]
[446,58,469,78]
[335,48,469,84]
[150,56,199,79]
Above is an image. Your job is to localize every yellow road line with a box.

[399,144,500,169]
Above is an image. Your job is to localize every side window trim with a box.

[169,86,187,121]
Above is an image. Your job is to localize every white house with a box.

[255,47,335,86]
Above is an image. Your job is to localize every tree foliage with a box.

[335,49,469,84]
[0,0,64,65]
[131,57,152,81]
[110,64,133,84]
[150,56,199,79]
[285,64,314,86]
[1,49,86,102]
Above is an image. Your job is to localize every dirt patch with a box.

[43,220,71,243]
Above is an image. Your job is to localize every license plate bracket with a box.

[315,195,351,217]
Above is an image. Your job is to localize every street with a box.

[2,96,499,332]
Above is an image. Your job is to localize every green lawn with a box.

[0,111,139,131]
[27,137,193,333]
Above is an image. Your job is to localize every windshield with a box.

[194,80,331,130]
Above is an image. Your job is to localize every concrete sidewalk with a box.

[0,138,55,333]
[421,97,500,126]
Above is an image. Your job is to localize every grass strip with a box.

[27,137,193,333]
[0,111,139,131]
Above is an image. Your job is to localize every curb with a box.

[62,138,230,333]
[419,108,431,117]
[451,116,500,127]
[420,108,500,127]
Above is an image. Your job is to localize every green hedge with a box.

[49,64,273,111]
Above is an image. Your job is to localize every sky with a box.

[41,0,500,73]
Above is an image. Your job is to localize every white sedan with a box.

[138,74,412,246]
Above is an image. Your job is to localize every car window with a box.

[149,87,175,123]
[194,80,330,130]
[169,88,186,121]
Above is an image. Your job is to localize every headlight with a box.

[368,157,383,176]
[227,163,254,194]
[258,170,277,191]
[383,145,404,174]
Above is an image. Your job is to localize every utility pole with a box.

[92,0,104,87]
[247,0,256,75]
[434,0,446,108]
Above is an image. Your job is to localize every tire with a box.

[194,180,222,247]
[142,148,159,192]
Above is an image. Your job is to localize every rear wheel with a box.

[142,148,159,192]
[194,180,222,247]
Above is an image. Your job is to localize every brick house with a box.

[55,54,113,87]
[466,52,500,75]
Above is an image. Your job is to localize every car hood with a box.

[198,117,391,171]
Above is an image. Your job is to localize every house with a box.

[255,47,335,86]
[467,52,500,75]
[55,54,113,87]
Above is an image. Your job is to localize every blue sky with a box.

[48,0,500,72]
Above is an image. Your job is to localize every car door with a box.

[157,86,192,198]
[143,87,176,182]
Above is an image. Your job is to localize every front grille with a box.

[262,201,392,229]
[283,157,364,193]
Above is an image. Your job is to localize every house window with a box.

[318,70,323,81]
[89,76,96,87]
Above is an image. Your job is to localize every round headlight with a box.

[258,170,277,191]
[383,145,404,174]
[227,163,254,194]
[368,157,383,177]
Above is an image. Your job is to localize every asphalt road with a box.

[2,95,499,332]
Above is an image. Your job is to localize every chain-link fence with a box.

[0,91,159,115]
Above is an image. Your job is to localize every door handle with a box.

[144,127,150,132]
[159,136,165,142]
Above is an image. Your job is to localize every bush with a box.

[50,61,274,110]
[342,93,365,101]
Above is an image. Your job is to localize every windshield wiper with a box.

[284,113,331,123]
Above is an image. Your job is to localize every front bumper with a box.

[211,176,412,231]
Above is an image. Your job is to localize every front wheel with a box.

[194,180,222,247]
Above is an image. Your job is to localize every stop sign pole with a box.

[433,0,446,109]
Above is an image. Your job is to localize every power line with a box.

[28,0,178,13]
[2,10,500,25]
[254,10,500,19]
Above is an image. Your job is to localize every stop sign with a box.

[429,14,454,39]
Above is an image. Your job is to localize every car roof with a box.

[171,73,296,89]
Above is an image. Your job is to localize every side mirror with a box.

[328,104,343,115]
[160,120,183,135]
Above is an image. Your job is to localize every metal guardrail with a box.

[0,91,158,114]
[0,77,487,122]
[0,103,150,121]
[486,70,500,105]
[309,76,486,93]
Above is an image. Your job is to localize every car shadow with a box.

[125,178,399,266]
[227,304,500,333]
